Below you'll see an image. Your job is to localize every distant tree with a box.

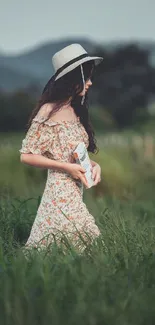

[24,83,41,98]
[0,90,35,132]
[93,43,155,128]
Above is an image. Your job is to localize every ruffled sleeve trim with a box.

[32,115,58,126]
[19,117,55,156]
[32,115,80,126]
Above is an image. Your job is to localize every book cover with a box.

[73,142,94,189]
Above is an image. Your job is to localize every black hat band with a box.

[55,53,89,78]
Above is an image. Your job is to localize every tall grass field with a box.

[1,131,155,324]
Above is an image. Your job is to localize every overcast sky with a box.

[0,0,155,54]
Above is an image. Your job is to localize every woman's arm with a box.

[21,155,98,171]
[90,159,97,167]
[20,153,69,172]
[20,153,89,187]
[90,159,101,185]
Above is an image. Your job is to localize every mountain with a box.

[0,38,98,92]
[0,62,41,92]
[0,37,155,92]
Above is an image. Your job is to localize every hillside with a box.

[0,38,155,92]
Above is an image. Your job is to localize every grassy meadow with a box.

[1,130,155,324]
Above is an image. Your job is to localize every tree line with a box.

[1,43,155,132]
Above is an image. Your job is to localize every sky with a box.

[0,0,155,54]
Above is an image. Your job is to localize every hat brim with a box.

[55,56,103,81]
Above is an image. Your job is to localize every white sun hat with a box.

[42,43,103,104]
[52,43,103,81]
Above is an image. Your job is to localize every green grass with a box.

[1,131,155,200]
[1,196,155,324]
[1,131,155,323]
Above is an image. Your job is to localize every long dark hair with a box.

[27,60,98,153]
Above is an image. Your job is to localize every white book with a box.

[73,142,94,189]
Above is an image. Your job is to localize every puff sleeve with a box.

[19,117,54,156]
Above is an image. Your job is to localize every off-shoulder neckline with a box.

[33,115,80,125]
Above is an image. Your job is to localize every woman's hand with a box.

[91,163,101,186]
[64,163,89,188]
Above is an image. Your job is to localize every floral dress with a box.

[19,110,100,251]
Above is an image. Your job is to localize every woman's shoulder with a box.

[35,102,54,120]
[32,103,59,127]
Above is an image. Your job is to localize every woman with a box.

[19,43,103,251]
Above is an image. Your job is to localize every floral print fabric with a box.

[19,113,100,251]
